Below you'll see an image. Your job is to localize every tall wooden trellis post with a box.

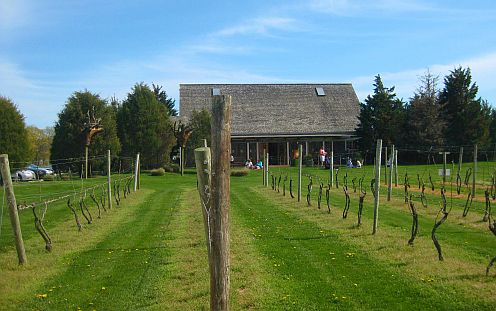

[194,95,231,310]
[0,154,27,264]
[298,144,303,202]
[473,144,478,197]
[373,139,382,235]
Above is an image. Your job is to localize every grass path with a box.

[234,181,495,310]
[0,170,494,310]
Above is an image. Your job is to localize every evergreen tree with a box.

[0,96,30,163]
[152,83,178,116]
[405,71,445,147]
[51,91,121,171]
[439,67,489,145]
[356,75,406,153]
[117,83,175,168]
[184,109,211,166]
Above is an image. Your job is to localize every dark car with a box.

[26,164,54,178]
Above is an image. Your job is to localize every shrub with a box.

[303,155,314,167]
[150,168,165,176]
[163,163,179,173]
[231,170,248,177]
[42,174,55,181]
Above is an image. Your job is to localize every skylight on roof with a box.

[315,87,325,96]
[212,88,221,96]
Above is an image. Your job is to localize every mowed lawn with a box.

[0,165,495,310]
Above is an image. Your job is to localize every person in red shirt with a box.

[319,147,327,167]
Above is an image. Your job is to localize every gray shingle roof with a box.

[179,84,360,138]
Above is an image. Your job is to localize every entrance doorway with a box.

[268,143,287,165]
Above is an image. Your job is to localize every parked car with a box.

[26,164,54,178]
[14,170,36,181]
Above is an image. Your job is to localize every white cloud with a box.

[308,0,433,16]
[214,17,298,37]
[351,52,496,103]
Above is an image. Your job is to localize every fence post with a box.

[384,146,388,185]
[262,149,266,186]
[473,144,477,197]
[85,146,89,179]
[134,153,140,192]
[387,145,393,201]
[394,149,398,187]
[266,152,270,188]
[107,150,112,209]
[209,94,231,310]
[439,151,450,185]
[137,157,141,190]
[458,147,463,175]
[298,144,303,202]
[194,145,212,252]
[179,146,184,176]
[0,154,27,264]
[373,139,382,235]
[330,141,334,187]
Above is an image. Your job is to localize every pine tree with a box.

[356,75,406,153]
[184,109,211,166]
[439,67,489,145]
[117,83,175,168]
[405,71,445,147]
[152,84,178,116]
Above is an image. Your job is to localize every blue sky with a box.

[1,0,496,128]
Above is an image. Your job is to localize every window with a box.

[212,88,221,96]
[315,87,325,96]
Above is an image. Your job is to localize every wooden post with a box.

[246,142,250,161]
[384,146,388,185]
[209,94,231,310]
[443,152,447,185]
[85,146,89,179]
[265,152,269,188]
[137,156,141,190]
[473,144,477,197]
[394,149,398,187]
[286,141,290,166]
[387,146,393,201]
[179,146,184,176]
[256,143,259,163]
[107,150,112,210]
[298,144,303,202]
[262,149,266,186]
[330,141,334,187]
[439,151,450,185]
[373,139,382,235]
[134,153,140,192]
[194,146,212,252]
[0,154,27,264]
[305,141,309,156]
[458,147,463,175]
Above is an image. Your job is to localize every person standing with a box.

[319,147,327,167]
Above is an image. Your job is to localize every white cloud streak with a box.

[308,0,433,16]
[213,17,299,37]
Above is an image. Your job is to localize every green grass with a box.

[0,165,494,310]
